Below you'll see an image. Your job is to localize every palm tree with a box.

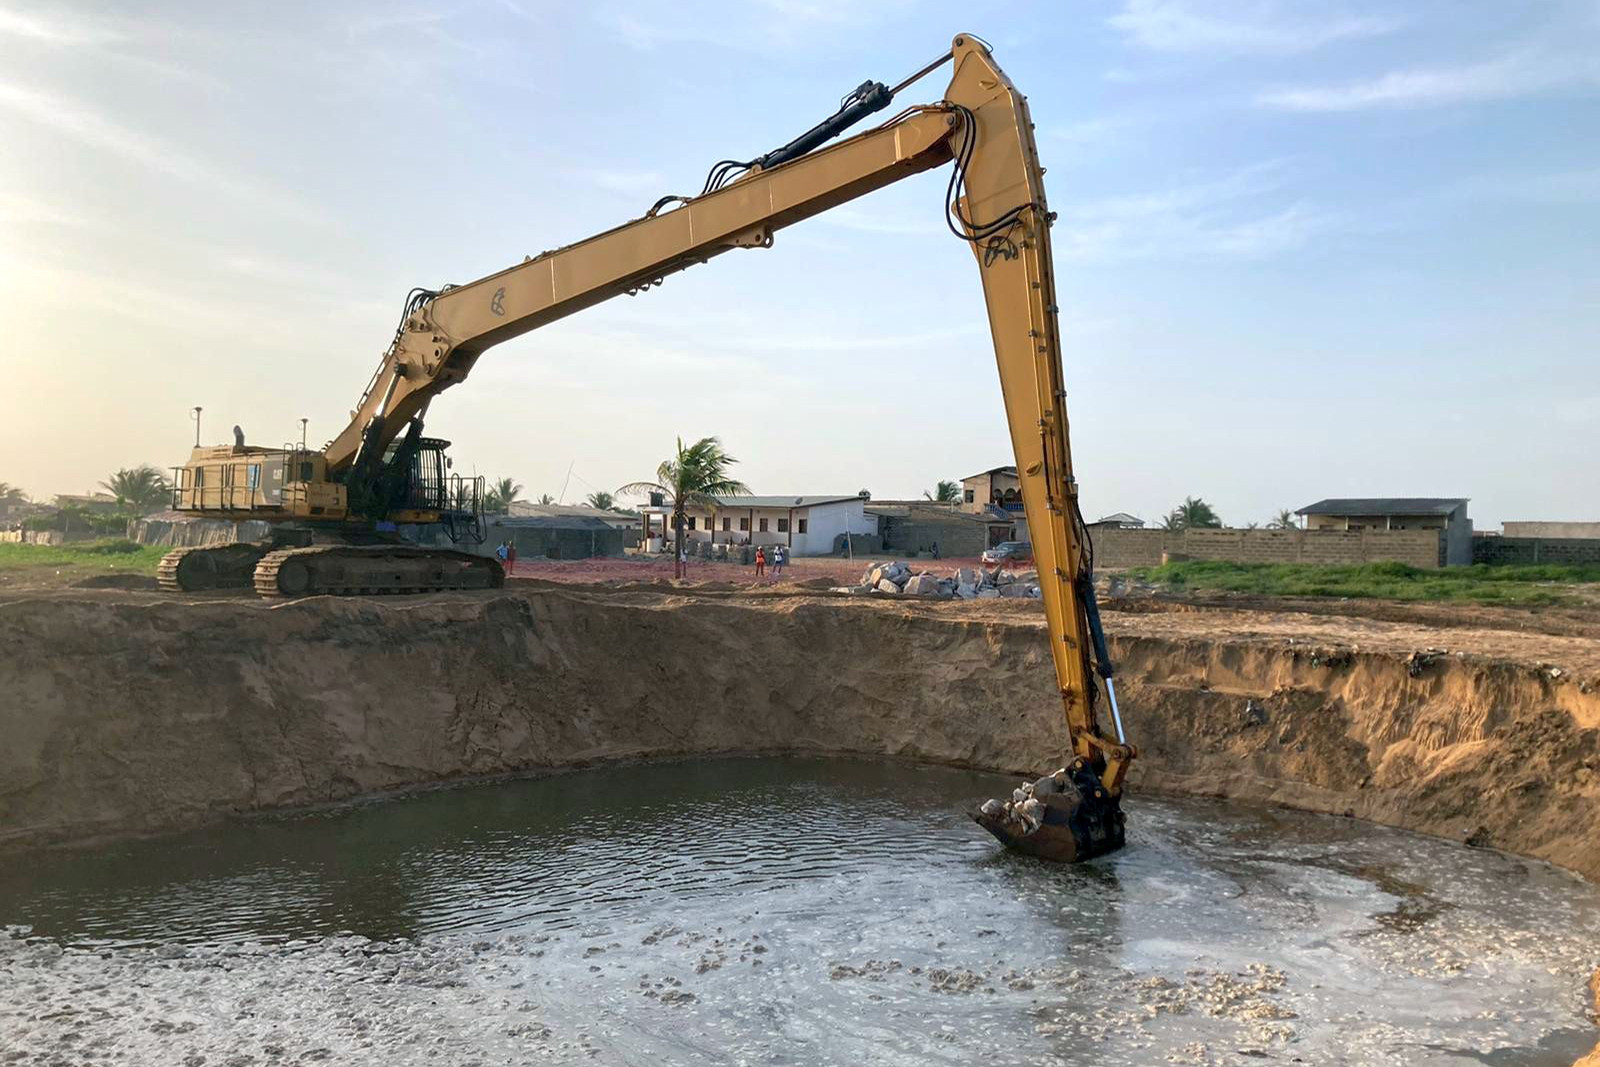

[484,477,524,513]
[1267,508,1299,530]
[1161,495,1223,531]
[923,479,960,503]
[537,493,555,505]
[620,436,750,578]
[586,490,617,511]
[99,465,170,511]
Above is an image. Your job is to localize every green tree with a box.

[99,465,170,511]
[1267,508,1299,530]
[537,493,555,505]
[620,436,750,578]
[1161,495,1223,531]
[923,479,960,503]
[0,482,21,501]
[585,490,617,511]
[484,478,524,513]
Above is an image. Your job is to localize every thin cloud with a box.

[596,0,909,51]
[0,5,214,85]
[1451,166,1600,205]
[1056,163,1330,261]
[0,6,120,46]
[0,191,87,227]
[576,168,666,196]
[814,206,934,236]
[1260,45,1600,111]
[1109,0,1399,57]
[0,81,317,221]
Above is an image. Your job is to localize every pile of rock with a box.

[977,768,1072,836]
[833,561,1041,600]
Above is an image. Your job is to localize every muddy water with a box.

[2,757,1597,1066]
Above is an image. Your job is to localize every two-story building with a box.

[642,494,868,556]
[960,466,1021,513]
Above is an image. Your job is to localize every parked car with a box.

[981,541,1032,565]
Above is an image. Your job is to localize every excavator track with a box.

[252,545,504,598]
[157,544,270,592]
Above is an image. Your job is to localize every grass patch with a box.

[0,539,169,575]
[1122,559,1600,606]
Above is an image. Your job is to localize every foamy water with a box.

[2,756,1597,1065]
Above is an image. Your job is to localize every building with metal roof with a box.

[640,493,869,556]
[1296,498,1472,564]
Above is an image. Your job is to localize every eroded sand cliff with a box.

[2,586,1596,879]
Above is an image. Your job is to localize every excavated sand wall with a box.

[1,591,1596,879]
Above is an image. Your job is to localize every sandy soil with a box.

[3,576,1597,883]
[503,552,992,587]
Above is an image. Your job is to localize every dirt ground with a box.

[6,551,1600,677]
[502,551,992,587]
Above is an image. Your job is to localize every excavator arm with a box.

[325,34,1132,859]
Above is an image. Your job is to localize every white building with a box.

[642,494,867,556]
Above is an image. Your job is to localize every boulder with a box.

[875,578,901,594]
[1000,583,1031,598]
[954,583,977,599]
[902,574,943,596]
[975,587,1000,599]
[954,567,979,588]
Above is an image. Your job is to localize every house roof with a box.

[961,465,1017,482]
[491,514,618,531]
[865,504,988,522]
[506,502,635,527]
[1296,497,1468,517]
[1095,512,1145,526]
[646,495,863,511]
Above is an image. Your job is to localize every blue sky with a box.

[1,0,1596,527]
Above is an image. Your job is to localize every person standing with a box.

[772,544,786,579]
[754,546,766,579]
[505,539,517,577]
[494,540,509,572]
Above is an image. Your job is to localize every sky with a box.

[1,0,1596,529]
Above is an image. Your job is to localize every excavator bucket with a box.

[971,763,1125,863]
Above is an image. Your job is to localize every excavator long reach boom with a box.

[167,34,1132,860]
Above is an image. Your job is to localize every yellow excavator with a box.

[162,34,1133,861]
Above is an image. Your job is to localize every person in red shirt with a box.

[754,546,766,578]
[505,539,517,576]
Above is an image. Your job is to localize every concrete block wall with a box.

[879,512,989,558]
[1501,522,1600,539]
[1089,528,1165,568]
[1090,527,1443,570]
[1473,536,1600,565]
